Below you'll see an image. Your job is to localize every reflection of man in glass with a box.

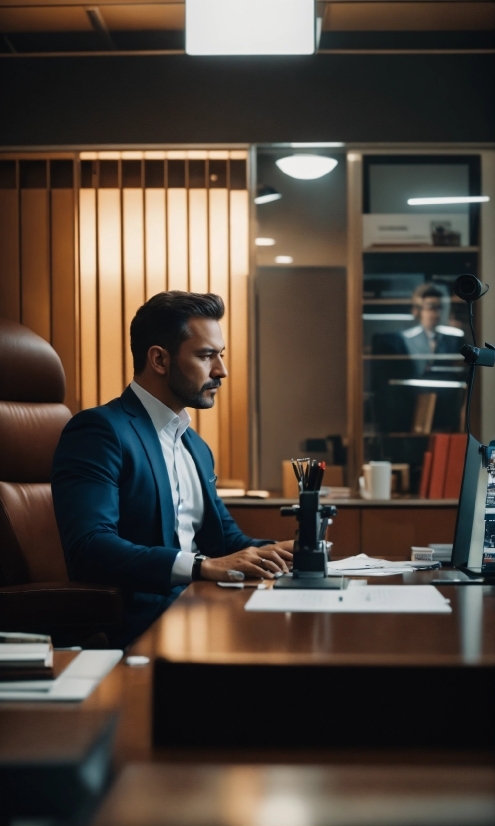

[371,283,465,433]
[400,284,463,377]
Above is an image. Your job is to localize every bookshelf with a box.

[347,151,483,495]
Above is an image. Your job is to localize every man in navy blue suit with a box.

[52,292,293,646]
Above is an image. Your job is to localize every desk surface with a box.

[6,576,495,763]
[147,577,495,667]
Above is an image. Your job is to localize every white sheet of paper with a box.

[245,585,451,614]
[327,553,430,576]
[0,649,122,702]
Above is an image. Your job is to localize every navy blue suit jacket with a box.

[52,386,270,646]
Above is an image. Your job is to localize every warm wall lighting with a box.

[186,0,315,56]
[275,255,293,264]
[255,185,282,205]
[407,196,490,205]
[255,237,276,246]
[276,155,338,180]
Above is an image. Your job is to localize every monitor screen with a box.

[452,435,495,573]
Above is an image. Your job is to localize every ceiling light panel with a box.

[186,0,315,56]
[276,155,338,180]
[408,196,489,205]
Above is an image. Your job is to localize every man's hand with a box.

[200,542,293,581]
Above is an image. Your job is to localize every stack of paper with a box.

[327,553,438,577]
[245,585,451,614]
[0,633,54,680]
[0,650,122,702]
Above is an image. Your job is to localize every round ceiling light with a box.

[275,154,338,180]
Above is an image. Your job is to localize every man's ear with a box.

[147,346,170,376]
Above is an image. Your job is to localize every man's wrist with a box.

[192,553,209,581]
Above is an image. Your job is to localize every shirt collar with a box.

[130,380,191,438]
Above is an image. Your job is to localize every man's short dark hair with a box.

[130,291,225,374]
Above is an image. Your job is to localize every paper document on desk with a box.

[0,649,122,701]
[245,585,451,613]
[327,553,434,576]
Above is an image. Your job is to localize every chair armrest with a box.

[0,581,123,630]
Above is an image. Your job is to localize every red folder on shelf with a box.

[428,434,451,499]
[419,450,433,499]
[443,434,468,499]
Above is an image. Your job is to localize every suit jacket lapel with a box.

[120,386,176,546]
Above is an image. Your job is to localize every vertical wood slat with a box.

[210,188,230,480]
[123,188,145,385]
[20,189,51,341]
[167,189,188,291]
[0,189,20,322]
[188,189,208,294]
[229,190,250,487]
[145,188,166,299]
[98,189,123,404]
[79,189,98,409]
[51,189,77,412]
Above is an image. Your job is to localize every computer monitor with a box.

[452,434,495,576]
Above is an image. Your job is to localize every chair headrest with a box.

[0,318,65,403]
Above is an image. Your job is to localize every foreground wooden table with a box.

[93,762,495,826]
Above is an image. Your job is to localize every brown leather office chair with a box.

[0,318,122,646]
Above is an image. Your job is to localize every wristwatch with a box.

[192,553,208,581]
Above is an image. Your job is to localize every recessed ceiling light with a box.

[275,255,293,264]
[186,0,315,56]
[255,237,276,246]
[407,196,490,205]
[255,185,282,205]
[276,155,338,180]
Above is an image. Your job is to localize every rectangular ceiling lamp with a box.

[186,0,315,56]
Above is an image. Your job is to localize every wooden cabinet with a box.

[361,507,457,559]
[227,502,457,561]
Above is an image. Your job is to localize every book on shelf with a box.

[412,393,437,435]
[419,433,467,499]
[427,434,451,499]
[443,434,468,499]
[419,450,433,498]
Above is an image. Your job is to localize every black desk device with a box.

[275,491,346,589]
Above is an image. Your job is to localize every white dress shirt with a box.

[130,381,204,584]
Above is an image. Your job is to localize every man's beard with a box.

[168,360,221,409]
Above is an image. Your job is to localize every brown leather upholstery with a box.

[0,317,122,645]
[0,317,65,402]
[0,482,68,584]
[0,402,72,482]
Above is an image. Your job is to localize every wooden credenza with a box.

[225,498,458,560]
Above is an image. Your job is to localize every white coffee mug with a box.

[360,461,392,500]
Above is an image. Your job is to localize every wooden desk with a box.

[93,763,495,826]
[146,578,495,752]
[36,576,493,766]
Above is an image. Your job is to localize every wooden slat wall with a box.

[0,157,79,413]
[0,151,251,485]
